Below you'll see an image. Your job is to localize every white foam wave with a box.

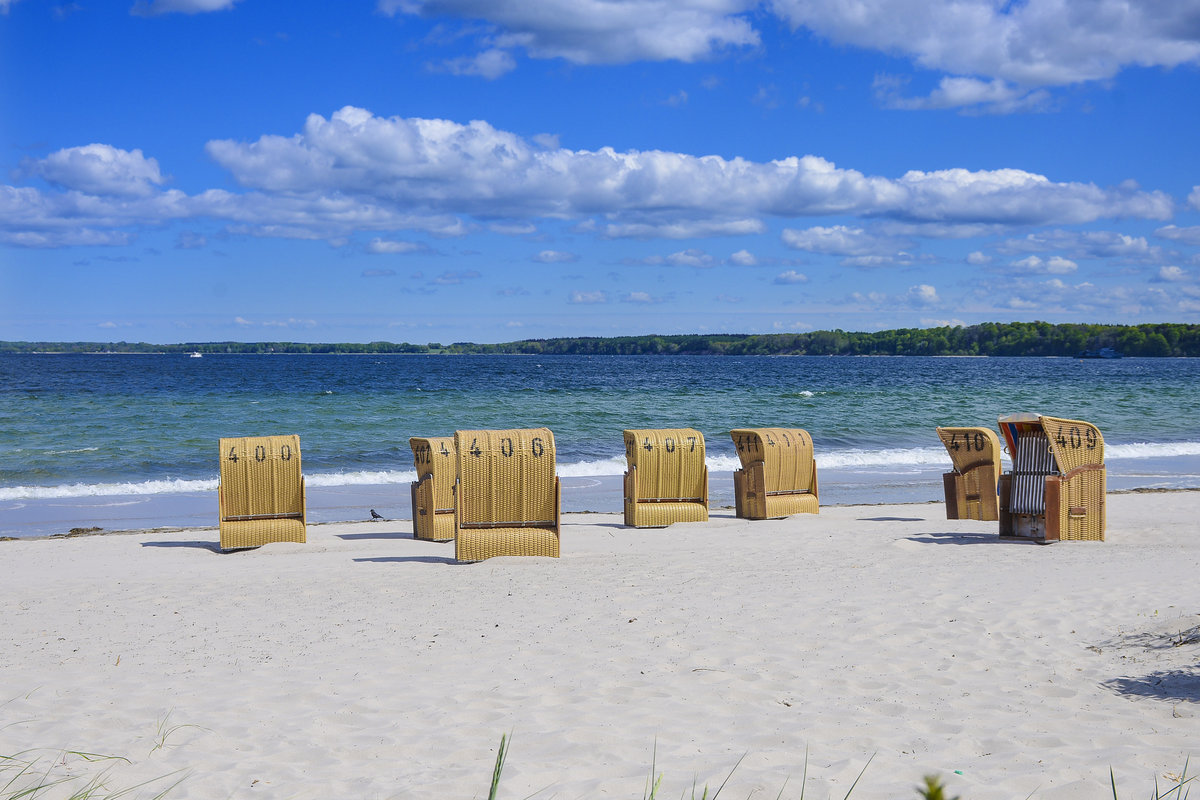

[4,440,1197,501]
[1108,441,1200,459]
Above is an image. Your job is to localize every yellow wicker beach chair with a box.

[936,426,1001,521]
[730,428,819,519]
[453,428,560,561]
[410,436,456,541]
[218,434,306,550]
[997,414,1106,543]
[623,428,709,527]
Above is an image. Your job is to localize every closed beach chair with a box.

[730,428,819,519]
[218,434,306,550]
[623,428,709,527]
[997,414,1106,543]
[410,436,456,541]
[453,428,560,561]
[936,426,1001,521]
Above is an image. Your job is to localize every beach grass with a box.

[0,749,184,800]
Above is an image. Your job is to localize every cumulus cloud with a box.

[533,249,578,263]
[382,1,1200,112]
[131,0,239,15]
[1191,186,1200,211]
[438,48,517,79]
[907,284,939,305]
[25,144,165,197]
[966,251,990,265]
[3,106,1177,248]
[366,237,421,254]
[728,249,756,266]
[999,230,1164,262]
[774,270,808,284]
[875,74,1052,114]
[781,224,909,256]
[621,291,664,303]
[1156,225,1200,247]
[1006,255,1078,275]
[773,0,1200,96]
[380,0,760,65]
[568,290,607,304]
[1156,266,1188,283]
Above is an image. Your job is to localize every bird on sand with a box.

[370,509,384,520]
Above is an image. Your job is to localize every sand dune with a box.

[2,493,1197,799]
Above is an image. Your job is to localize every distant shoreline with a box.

[2,320,1198,357]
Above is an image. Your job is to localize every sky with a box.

[2,0,1200,344]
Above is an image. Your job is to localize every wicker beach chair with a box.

[936,426,1002,521]
[218,434,306,550]
[623,429,709,527]
[996,414,1106,543]
[410,436,456,541]
[730,428,819,520]
[453,428,560,561]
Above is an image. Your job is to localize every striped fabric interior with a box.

[1011,431,1057,515]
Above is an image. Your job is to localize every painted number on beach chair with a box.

[439,442,451,457]
[469,438,482,457]
[949,432,986,452]
[531,437,545,457]
[227,443,292,463]
[500,437,514,457]
[664,437,675,453]
[1053,425,1097,450]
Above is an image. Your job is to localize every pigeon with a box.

[370,509,384,520]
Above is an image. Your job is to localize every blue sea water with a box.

[2,353,1198,537]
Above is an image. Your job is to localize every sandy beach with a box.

[2,493,1198,799]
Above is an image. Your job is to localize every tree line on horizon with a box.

[3,321,1198,357]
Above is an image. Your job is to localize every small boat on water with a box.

[1075,347,1122,359]
[189,351,203,358]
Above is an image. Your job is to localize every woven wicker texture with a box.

[453,428,560,561]
[410,436,456,541]
[218,434,306,550]
[623,429,708,527]
[997,414,1106,542]
[730,428,819,519]
[935,426,1001,521]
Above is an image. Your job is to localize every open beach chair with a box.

[730,428,819,519]
[218,434,306,551]
[623,428,709,528]
[936,426,1002,521]
[997,414,1106,543]
[410,436,456,541]
[453,428,560,561]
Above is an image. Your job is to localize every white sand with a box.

[2,493,1198,800]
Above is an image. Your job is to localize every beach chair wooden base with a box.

[219,516,306,551]
[733,465,819,520]
[411,477,455,541]
[623,496,709,528]
[455,522,561,562]
[942,469,999,522]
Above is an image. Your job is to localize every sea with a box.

[2,353,1198,538]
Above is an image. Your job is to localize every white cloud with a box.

[966,251,990,265]
[381,0,760,65]
[1156,266,1188,283]
[665,248,714,267]
[432,270,481,284]
[773,269,808,284]
[728,249,756,266]
[875,74,1052,114]
[366,237,421,254]
[4,107,1176,249]
[907,284,940,305]
[1191,186,1200,212]
[773,0,1200,92]
[439,48,517,79]
[533,249,578,263]
[131,0,238,15]
[1156,225,1200,247]
[999,230,1163,262]
[26,144,165,197]
[1007,255,1078,275]
[621,291,663,303]
[568,290,608,304]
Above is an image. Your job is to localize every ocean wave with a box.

[4,440,1198,500]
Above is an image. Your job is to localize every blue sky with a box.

[2,0,1199,344]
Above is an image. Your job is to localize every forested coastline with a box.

[3,321,1198,357]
